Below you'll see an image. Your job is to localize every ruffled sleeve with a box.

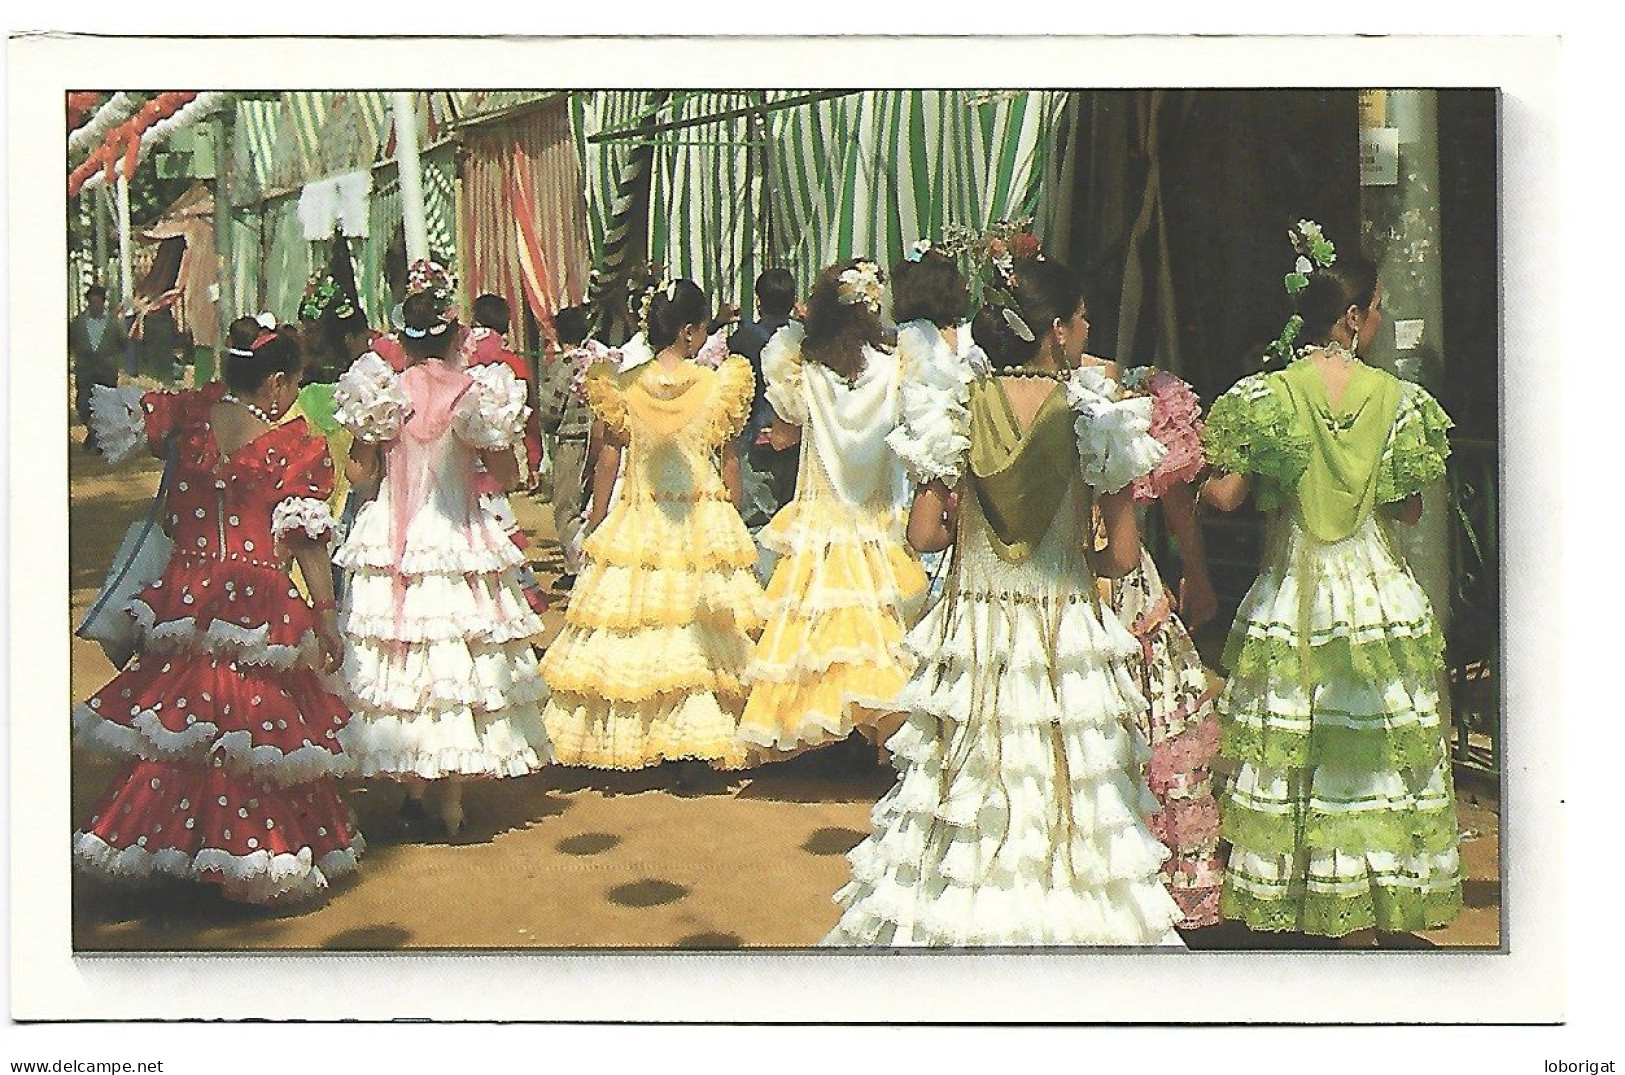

[270,428,339,545]
[694,328,731,369]
[452,362,531,451]
[1067,365,1169,495]
[88,384,160,463]
[886,320,973,485]
[1375,381,1453,504]
[583,362,629,436]
[1129,368,1207,503]
[1202,372,1309,510]
[701,355,755,446]
[760,322,808,426]
[332,352,411,443]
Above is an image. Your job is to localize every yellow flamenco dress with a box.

[739,322,929,755]
[539,353,765,769]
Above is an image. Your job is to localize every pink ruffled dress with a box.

[1105,367,1225,929]
[332,356,552,781]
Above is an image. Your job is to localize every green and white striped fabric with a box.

[570,90,1066,313]
[359,179,402,324]
[647,92,759,310]
[768,90,1066,303]
[284,91,329,172]
[570,91,663,271]
[230,99,282,200]
[421,146,459,262]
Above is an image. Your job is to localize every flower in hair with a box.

[637,264,675,332]
[906,239,932,263]
[837,261,885,313]
[406,258,457,308]
[1284,219,1337,295]
[1001,307,1035,342]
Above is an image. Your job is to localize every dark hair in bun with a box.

[400,291,461,360]
[645,279,709,350]
[973,258,1084,370]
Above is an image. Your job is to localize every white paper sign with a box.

[1360,126,1400,186]
[1395,318,1425,351]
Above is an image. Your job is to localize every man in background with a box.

[727,268,799,522]
[69,284,129,451]
[537,305,595,589]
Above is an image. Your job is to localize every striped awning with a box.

[230,99,282,199]
[570,89,1067,313]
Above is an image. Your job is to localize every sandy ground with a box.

[66,420,1502,951]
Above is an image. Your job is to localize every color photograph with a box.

[8,33,1567,1029]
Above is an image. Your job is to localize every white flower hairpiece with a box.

[1285,219,1337,295]
[1001,307,1035,342]
[905,239,932,263]
[637,268,676,332]
[837,261,884,313]
[254,311,277,330]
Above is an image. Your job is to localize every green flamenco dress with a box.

[1204,357,1462,936]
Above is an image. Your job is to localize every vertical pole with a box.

[1360,88,1454,741]
[115,167,133,307]
[94,184,110,288]
[1360,89,1450,634]
[392,91,430,264]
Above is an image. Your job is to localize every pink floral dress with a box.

[1102,367,1225,928]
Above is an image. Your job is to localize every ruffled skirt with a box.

[73,564,363,905]
[738,501,928,754]
[1217,517,1463,935]
[334,497,551,779]
[823,585,1185,946]
[1105,547,1224,929]
[540,493,765,769]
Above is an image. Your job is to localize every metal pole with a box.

[392,92,430,264]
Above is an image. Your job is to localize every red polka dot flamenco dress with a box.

[74,383,363,905]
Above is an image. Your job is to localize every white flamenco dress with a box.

[823,361,1187,947]
[331,355,552,779]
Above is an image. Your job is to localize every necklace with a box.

[1313,340,1359,367]
[1005,365,1065,381]
[222,393,275,423]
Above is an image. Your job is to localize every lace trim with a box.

[333,353,410,443]
[1375,384,1454,503]
[127,601,322,671]
[336,741,550,781]
[702,355,755,446]
[71,704,353,787]
[454,362,530,450]
[270,496,339,544]
[1220,794,1459,857]
[760,322,810,427]
[1130,370,1206,502]
[88,384,150,463]
[1220,713,1448,773]
[1202,373,1310,510]
[541,690,753,770]
[73,830,363,905]
[582,363,629,436]
[888,322,973,484]
[1067,367,1169,495]
[1224,628,1446,691]
[1220,882,1463,938]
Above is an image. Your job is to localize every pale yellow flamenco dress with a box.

[539,353,765,769]
[738,322,929,756]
